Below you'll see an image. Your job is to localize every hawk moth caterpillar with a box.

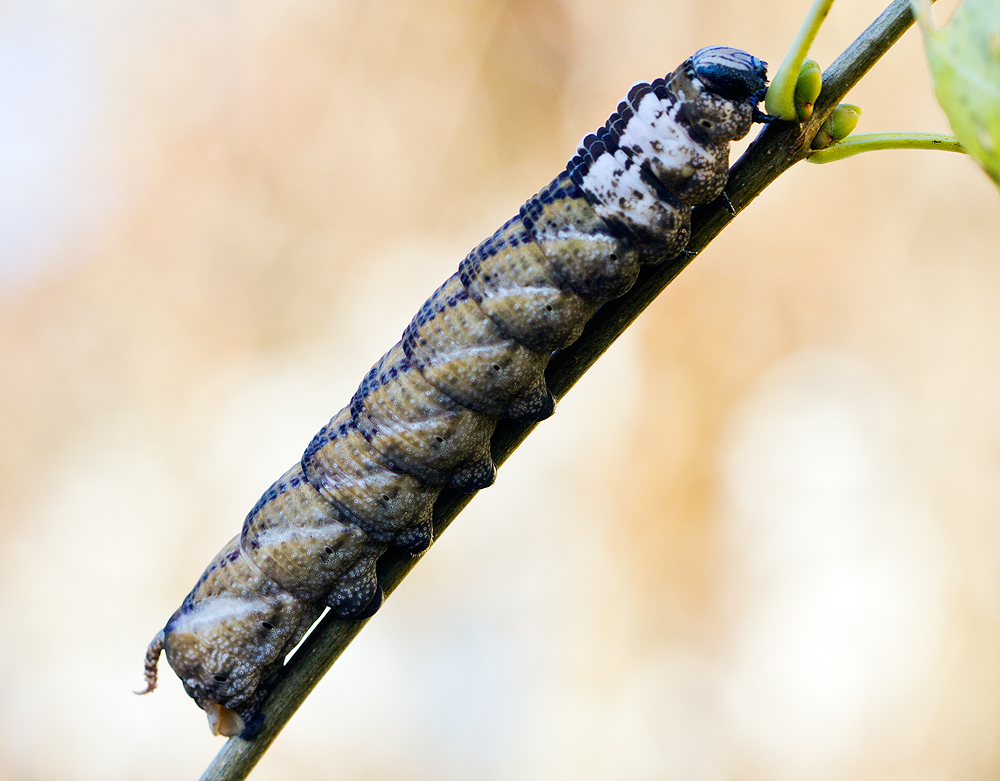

[139,45,769,738]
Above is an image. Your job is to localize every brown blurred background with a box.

[0,0,997,778]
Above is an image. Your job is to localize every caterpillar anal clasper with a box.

[139,46,769,737]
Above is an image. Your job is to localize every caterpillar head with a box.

[672,46,769,144]
[689,46,768,104]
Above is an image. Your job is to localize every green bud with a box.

[812,103,863,149]
[794,60,823,122]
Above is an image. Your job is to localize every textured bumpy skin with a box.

[139,46,769,737]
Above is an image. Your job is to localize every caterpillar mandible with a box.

[139,45,769,738]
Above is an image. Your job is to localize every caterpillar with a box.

[139,45,769,738]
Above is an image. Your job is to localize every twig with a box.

[198,1,919,777]
[807,132,964,163]
[765,0,837,120]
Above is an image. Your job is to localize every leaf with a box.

[912,0,1000,187]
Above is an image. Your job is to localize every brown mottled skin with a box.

[140,46,768,737]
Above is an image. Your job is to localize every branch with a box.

[807,131,964,163]
[198,1,919,777]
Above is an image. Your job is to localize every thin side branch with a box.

[765,0,836,119]
[807,131,964,162]
[198,1,919,778]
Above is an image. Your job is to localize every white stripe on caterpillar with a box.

[140,45,769,738]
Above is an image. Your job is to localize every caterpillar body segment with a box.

[402,273,556,421]
[302,408,440,552]
[239,463,386,614]
[351,342,500,491]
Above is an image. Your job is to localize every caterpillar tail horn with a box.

[135,630,164,696]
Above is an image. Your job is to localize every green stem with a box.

[765,0,837,119]
[807,131,964,162]
[197,0,922,778]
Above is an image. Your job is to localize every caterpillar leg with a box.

[445,456,497,492]
[326,555,383,618]
[333,579,384,620]
[502,384,556,423]
[393,517,433,554]
[205,702,247,738]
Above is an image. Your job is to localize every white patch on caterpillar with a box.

[620,93,718,188]
[169,595,274,640]
[579,149,674,235]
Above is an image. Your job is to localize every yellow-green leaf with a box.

[912,0,1000,187]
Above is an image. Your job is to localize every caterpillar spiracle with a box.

[139,45,770,738]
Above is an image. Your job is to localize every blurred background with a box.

[0,0,997,778]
